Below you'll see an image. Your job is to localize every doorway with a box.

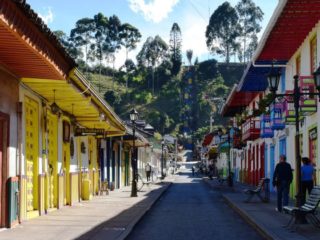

[0,112,9,227]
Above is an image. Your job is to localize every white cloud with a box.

[128,0,179,23]
[181,15,210,63]
[38,7,54,25]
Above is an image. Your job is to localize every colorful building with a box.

[220,0,320,198]
[0,0,127,227]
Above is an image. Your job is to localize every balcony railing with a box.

[270,102,285,130]
[260,115,274,138]
[242,118,260,141]
[299,76,317,116]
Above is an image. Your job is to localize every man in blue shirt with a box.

[301,157,314,205]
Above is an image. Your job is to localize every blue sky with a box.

[26,0,279,68]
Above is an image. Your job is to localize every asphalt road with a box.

[126,168,264,240]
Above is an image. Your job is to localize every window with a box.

[310,36,317,73]
[279,138,286,156]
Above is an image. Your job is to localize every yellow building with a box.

[0,0,125,225]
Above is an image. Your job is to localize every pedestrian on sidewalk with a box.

[145,163,152,181]
[192,165,195,176]
[272,154,293,212]
[301,157,314,205]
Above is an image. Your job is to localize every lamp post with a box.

[130,108,138,197]
[227,127,233,187]
[161,140,165,179]
[267,65,320,215]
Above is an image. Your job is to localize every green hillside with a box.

[83,60,246,142]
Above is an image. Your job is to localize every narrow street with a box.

[126,167,264,240]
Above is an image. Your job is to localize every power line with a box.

[188,0,208,23]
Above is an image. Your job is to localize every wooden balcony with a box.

[242,118,260,141]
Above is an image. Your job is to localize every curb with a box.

[117,181,173,240]
[203,178,277,240]
[222,194,278,240]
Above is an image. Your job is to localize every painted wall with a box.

[0,68,19,177]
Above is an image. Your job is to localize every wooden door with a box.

[25,97,39,213]
[0,113,9,227]
[47,112,58,208]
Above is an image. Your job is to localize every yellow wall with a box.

[24,96,39,218]
[70,173,79,205]
[88,136,99,195]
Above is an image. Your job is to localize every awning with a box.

[0,0,125,137]
[237,63,283,92]
[202,133,214,147]
[122,127,150,147]
[21,69,125,137]
[0,0,74,80]
[219,142,231,153]
[253,0,320,64]
[220,85,259,117]
[208,146,218,154]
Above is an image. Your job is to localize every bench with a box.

[244,178,270,203]
[99,181,109,195]
[283,185,320,228]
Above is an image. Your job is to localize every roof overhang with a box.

[21,69,125,137]
[122,127,150,147]
[220,85,259,117]
[0,0,75,80]
[237,63,284,92]
[202,133,214,147]
[253,0,320,64]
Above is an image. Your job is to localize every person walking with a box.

[301,157,314,205]
[145,163,152,181]
[272,155,293,212]
[192,165,195,176]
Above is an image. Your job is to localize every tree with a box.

[104,15,123,89]
[245,34,258,61]
[92,13,109,92]
[70,18,95,73]
[236,0,263,63]
[120,23,142,60]
[169,23,182,75]
[186,49,193,66]
[122,59,136,90]
[53,30,83,62]
[205,2,240,63]
[136,36,168,94]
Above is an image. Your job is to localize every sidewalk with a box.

[0,179,173,240]
[204,178,320,240]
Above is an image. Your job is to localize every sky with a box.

[26,0,279,68]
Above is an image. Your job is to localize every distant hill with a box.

[84,60,246,138]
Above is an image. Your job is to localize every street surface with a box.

[126,166,264,240]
